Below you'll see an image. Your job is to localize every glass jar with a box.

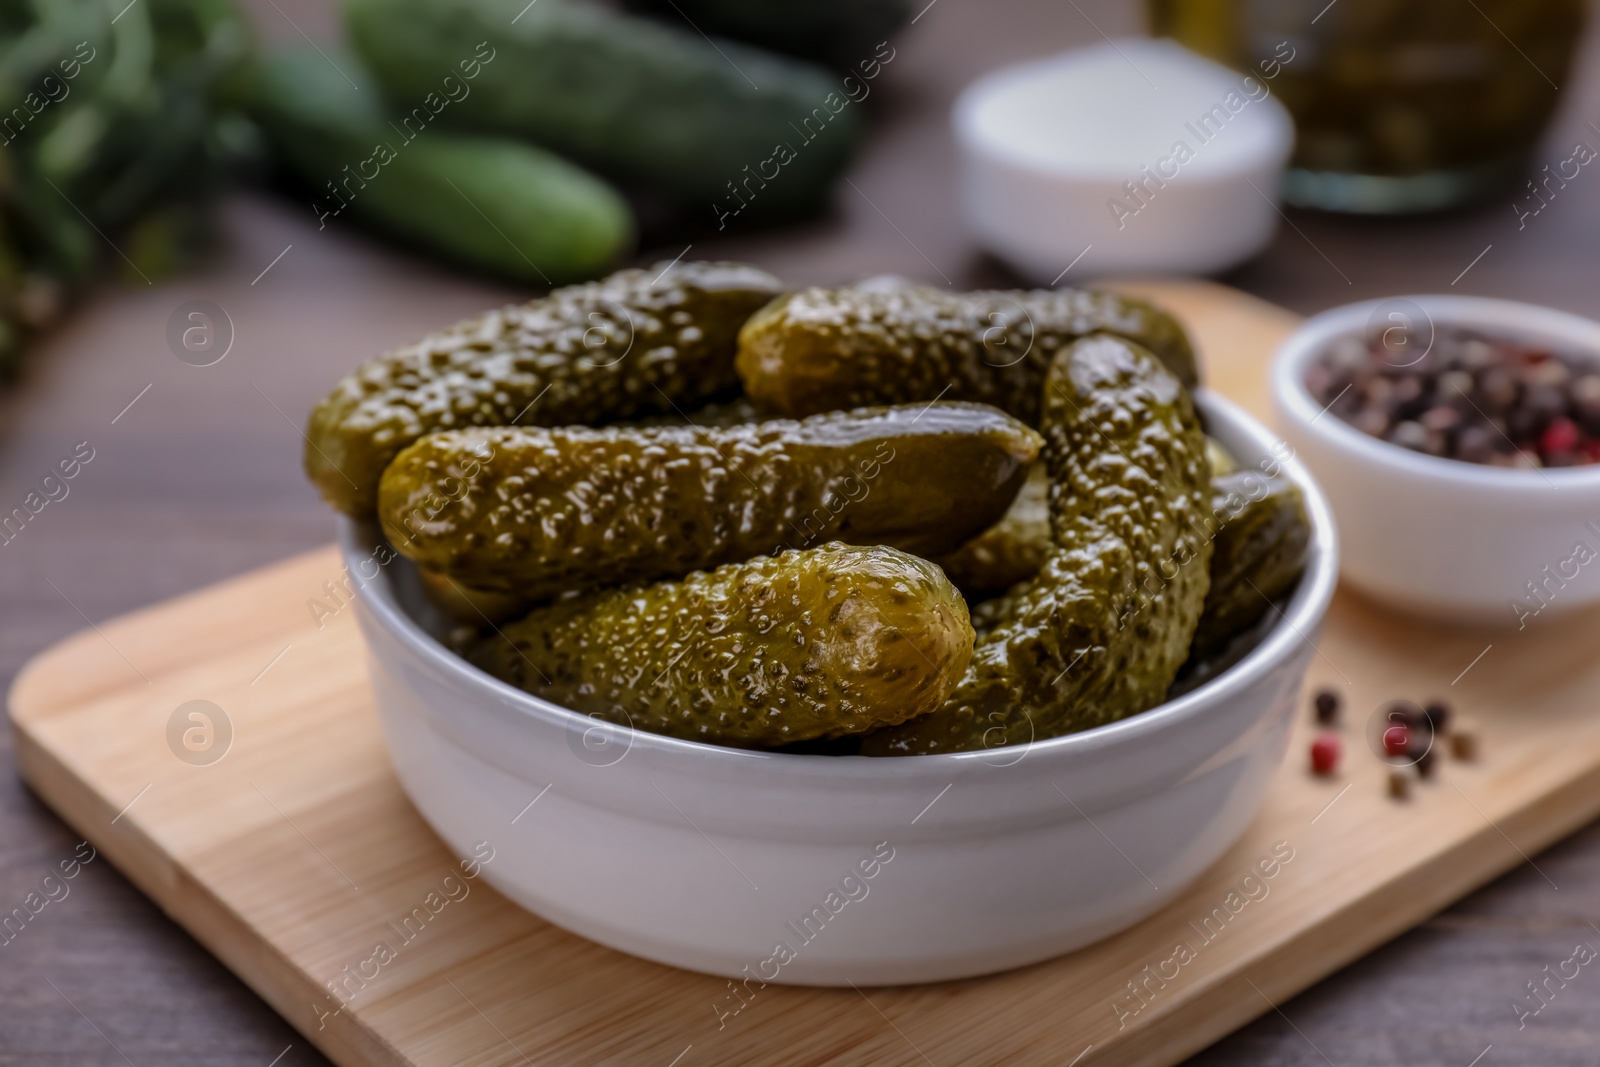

[1147,0,1587,213]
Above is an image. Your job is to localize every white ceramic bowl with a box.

[953,39,1295,282]
[343,391,1337,986]
[1273,295,1600,625]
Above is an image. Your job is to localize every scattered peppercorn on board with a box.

[12,280,1600,1067]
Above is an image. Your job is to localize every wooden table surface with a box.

[6,2,1600,1065]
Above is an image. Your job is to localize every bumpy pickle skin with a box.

[305,260,784,516]
[735,283,1197,422]
[379,402,1042,598]
[935,438,1241,599]
[470,542,975,748]
[1186,471,1310,665]
[861,334,1212,756]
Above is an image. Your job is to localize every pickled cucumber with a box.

[937,455,1307,678]
[471,542,975,748]
[380,403,1042,598]
[1187,471,1310,664]
[936,437,1235,598]
[628,395,764,429]
[736,282,1197,422]
[861,334,1212,755]
[305,261,784,516]
[930,465,1050,598]
[417,568,531,626]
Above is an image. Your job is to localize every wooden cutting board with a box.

[11,280,1600,1067]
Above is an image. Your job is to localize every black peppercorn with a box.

[1388,700,1428,733]
[1311,327,1600,468]
[1424,700,1451,733]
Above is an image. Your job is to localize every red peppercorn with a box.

[1382,723,1410,758]
[1541,417,1580,457]
[1317,328,1600,468]
[1310,733,1340,776]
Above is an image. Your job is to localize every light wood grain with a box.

[11,282,1600,1067]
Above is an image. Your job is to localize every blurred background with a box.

[5,0,1600,1063]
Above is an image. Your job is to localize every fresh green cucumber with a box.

[244,47,632,284]
[618,0,908,70]
[343,0,862,219]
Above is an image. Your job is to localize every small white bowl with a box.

[343,391,1337,986]
[1273,295,1600,626]
[954,39,1295,282]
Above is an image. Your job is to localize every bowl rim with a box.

[951,38,1295,183]
[341,388,1339,780]
[1272,293,1600,493]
